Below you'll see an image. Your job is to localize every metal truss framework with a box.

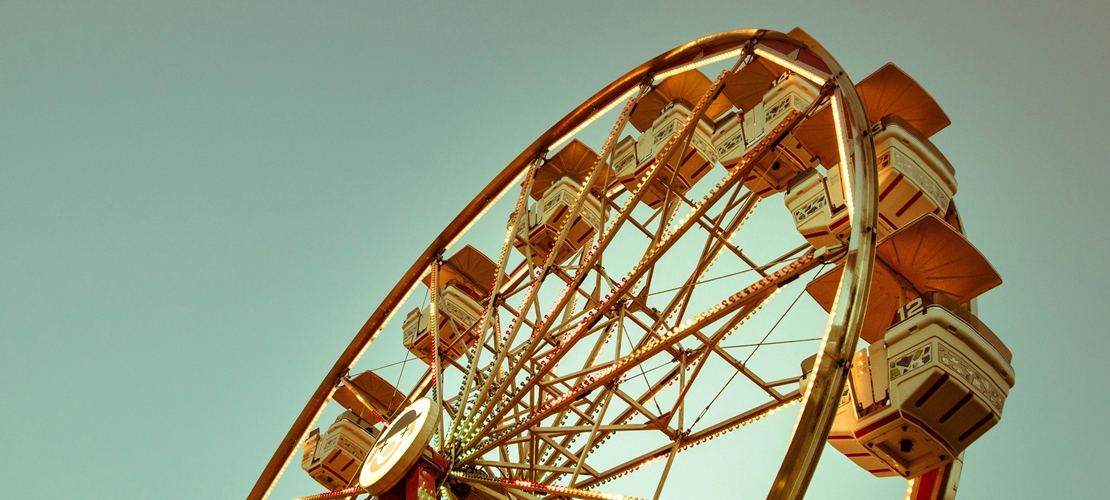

[250,28,880,500]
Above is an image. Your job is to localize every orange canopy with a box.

[423,244,505,292]
[855,63,951,138]
[791,104,837,168]
[786,27,832,58]
[720,57,788,114]
[530,139,612,200]
[630,70,732,132]
[806,214,1002,343]
[333,370,407,421]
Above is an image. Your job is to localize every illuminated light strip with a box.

[830,94,855,222]
[791,276,842,439]
[904,478,916,500]
[445,167,531,252]
[595,398,801,487]
[429,262,442,449]
[586,329,614,367]
[549,86,641,151]
[684,398,800,446]
[652,46,748,81]
[450,161,538,444]
[498,266,529,295]
[752,47,828,86]
[410,371,434,402]
[659,193,762,330]
[450,471,643,500]
[260,386,338,500]
[458,278,541,438]
[291,485,364,500]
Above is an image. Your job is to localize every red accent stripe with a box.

[550,206,568,225]
[854,412,902,439]
[895,190,924,217]
[913,468,940,500]
[827,434,854,440]
[879,212,897,230]
[340,457,357,473]
[319,463,352,482]
[756,187,775,196]
[914,374,949,408]
[879,173,904,202]
[802,231,830,238]
[845,453,871,457]
[828,215,849,230]
[690,161,711,180]
[575,221,594,244]
[938,391,975,424]
[681,149,699,165]
[780,146,807,168]
[958,413,995,442]
[868,468,893,474]
[325,449,343,464]
[902,411,955,452]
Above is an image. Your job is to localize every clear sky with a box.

[2,1,1107,499]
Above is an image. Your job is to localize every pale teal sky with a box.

[2,1,1107,499]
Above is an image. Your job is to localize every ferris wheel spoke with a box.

[688,329,785,400]
[466,87,649,426]
[462,301,766,460]
[643,185,761,335]
[572,391,800,491]
[545,372,683,484]
[538,371,676,479]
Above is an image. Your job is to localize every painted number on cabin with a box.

[891,297,924,327]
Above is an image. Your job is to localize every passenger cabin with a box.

[611,71,730,208]
[804,215,1013,479]
[784,63,956,250]
[302,371,407,489]
[513,140,607,266]
[301,411,378,490]
[402,245,502,365]
[717,56,824,198]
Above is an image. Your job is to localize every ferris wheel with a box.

[248,28,1014,500]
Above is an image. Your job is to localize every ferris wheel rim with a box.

[248,27,879,500]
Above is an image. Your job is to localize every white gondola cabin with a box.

[786,63,957,250]
[805,215,1013,479]
[717,58,824,197]
[402,245,502,365]
[301,411,378,490]
[302,371,409,487]
[512,140,607,266]
[610,71,730,208]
